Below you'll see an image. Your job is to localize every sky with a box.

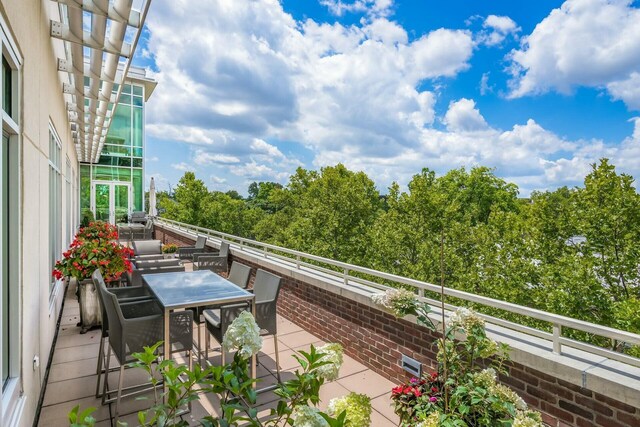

[135,0,640,197]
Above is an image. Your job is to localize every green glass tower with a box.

[79,66,156,224]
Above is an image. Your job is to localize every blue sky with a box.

[136,0,640,196]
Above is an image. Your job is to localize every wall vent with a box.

[401,354,422,377]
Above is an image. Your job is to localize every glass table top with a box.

[142,270,254,309]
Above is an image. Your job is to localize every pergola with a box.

[49,0,152,162]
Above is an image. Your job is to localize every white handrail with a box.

[153,217,640,366]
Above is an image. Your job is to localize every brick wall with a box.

[153,224,640,427]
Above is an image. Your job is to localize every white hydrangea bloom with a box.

[292,405,329,427]
[447,307,485,331]
[222,311,262,359]
[313,343,344,381]
[513,411,544,427]
[415,411,440,427]
[327,392,371,427]
[370,288,417,318]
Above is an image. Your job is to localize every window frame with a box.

[48,123,63,298]
[0,10,23,424]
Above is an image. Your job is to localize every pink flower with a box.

[429,396,437,403]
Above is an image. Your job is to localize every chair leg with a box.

[101,346,112,405]
[114,365,125,423]
[197,321,202,367]
[273,334,281,383]
[204,328,208,365]
[95,336,104,397]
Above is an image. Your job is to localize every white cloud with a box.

[478,15,520,46]
[443,98,489,132]
[146,0,473,183]
[313,102,640,196]
[210,176,227,184]
[319,0,393,17]
[146,156,159,162]
[479,72,493,95]
[171,162,194,172]
[508,0,640,110]
[229,160,290,181]
[250,139,285,160]
[193,150,241,165]
[144,0,640,197]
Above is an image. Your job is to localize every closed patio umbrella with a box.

[148,177,157,217]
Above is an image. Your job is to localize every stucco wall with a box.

[0,1,78,425]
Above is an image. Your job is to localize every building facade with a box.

[80,67,155,224]
[0,1,151,426]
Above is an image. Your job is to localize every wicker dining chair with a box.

[94,270,193,422]
[203,269,282,379]
[195,255,228,274]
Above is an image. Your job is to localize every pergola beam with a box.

[55,0,141,27]
[50,20,132,58]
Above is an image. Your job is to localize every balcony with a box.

[34,218,640,427]
[37,260,400,426]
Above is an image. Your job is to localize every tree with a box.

[247,181,283,213]
[577,159,640,300]
[254,165,382,264]
[160,172,212,227]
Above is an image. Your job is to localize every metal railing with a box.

[154,217,640,368]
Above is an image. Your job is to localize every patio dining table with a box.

[142,269,256,401]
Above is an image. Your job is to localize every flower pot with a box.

[77,278,102,333]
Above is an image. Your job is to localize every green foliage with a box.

[159,159,640,348]
[80,209,95,228]
[70,341,351,427]
[391,308,541,427]
[68,405,96,427]
[254,165,382,265]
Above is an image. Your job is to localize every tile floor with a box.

[37,278,399,426]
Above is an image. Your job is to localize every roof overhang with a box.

[50,0,153,163]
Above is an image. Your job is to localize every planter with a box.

[76,278,102,333]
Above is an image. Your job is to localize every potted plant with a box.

[53,221,133,333]
[161,243,178,254]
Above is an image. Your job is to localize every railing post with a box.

[263,245,268,258]
[418,289,425,299]
[240,240,244,251]
[553,324,562,354]
[343,268,349,286]
[296,255,300,269]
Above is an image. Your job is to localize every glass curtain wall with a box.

[80,83,145,220]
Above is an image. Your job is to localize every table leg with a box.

[163,308,171,403]
[252,299,257,388]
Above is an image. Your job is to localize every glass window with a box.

[132,158,142,168]
[101,143,132,157]
[97,155,131,167]
[132,168,143,211]
[80,164,91,212]
[93,165,132,182]
[2,57,11,117]
[133,147,143,158]
[49,129,62,294]
[132,96,143,107]
[109,105,131,147]
[1,133,9,387]
[122,84,132,94]
[133,107,143,148]
[132,85,143,96]
[120,94,131,105]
